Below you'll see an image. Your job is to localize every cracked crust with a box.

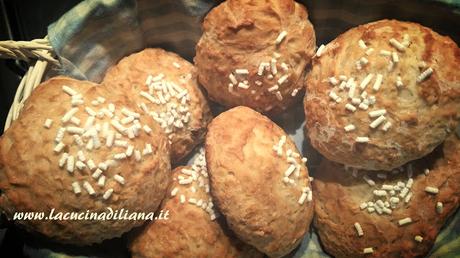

[304,19,460,171]
[195,0,316,115]
[205,106,313,257]
[103,48,212,163]
[0,76,171,245]
[313,134,460,258]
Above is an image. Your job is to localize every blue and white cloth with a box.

[47,0,214,82]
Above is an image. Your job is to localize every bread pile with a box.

[0,49,211,245]
[0,0,459,257]
[304,19,460,257]
[130,149,263,258]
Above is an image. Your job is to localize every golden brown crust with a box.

[103,48,212,163]
[195,0,316,115]
[205,106,314,257]
[0,76,171,245]
[313,134,460,258]
[130,165,263,258]
[304,19,460,171]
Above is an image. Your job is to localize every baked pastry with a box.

[103,48,212,163]
[195,0,316,115]
[313,133,460,258]
[130,149,263,258]
[205,106,313,257]
[304,19,460,171]
[0,76,171,245]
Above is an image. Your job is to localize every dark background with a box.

[0,0,82,133]
[0,1,81,256]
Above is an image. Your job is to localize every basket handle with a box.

[1,37,58,131]
[0,37,59,65]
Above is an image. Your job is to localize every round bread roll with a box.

[313,133,460,258]
[195,0,316,115]
[304,19,460,171]
[0,76,171,245]
[130,150,263,258]
[103,48,212,163]
[205,106,313,257]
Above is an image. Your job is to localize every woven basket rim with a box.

[0,36,55,131]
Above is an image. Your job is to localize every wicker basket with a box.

[0,37,59,131]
